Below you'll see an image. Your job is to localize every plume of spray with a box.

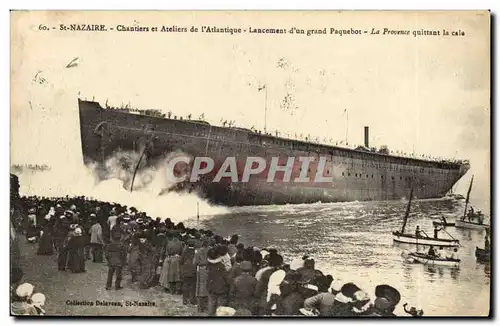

[12,59,228,222]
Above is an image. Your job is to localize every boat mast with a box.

[401,188,414,234]
[463,175,474,219]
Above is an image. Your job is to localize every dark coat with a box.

[207,259,229,295]
[230,273,258,310]
[67,235,86,272]
[105,241,127,267]
[180,246,197,278]
[275,292,304,316]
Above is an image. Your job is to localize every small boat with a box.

[455,219,489,230]
[392,189,460,248]
[393,232,460,247]
[432,221,455,228]
[475,247,490,263]
[405,252,460,267]
[456,176,489,230]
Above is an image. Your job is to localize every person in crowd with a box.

[128,233,141,283]
[207,247,230,316]
[228,255,244,286]
[193,237,210,313]
[15,194,412,318]
[366,284,401,316]
[89,214,104,263]
[67,228,86,273]
[229,260,257,312]
[37,215,54,255]
[255,254,283,315]
[152,225,167,285]
[218,245,232,271]
[11,283,38,315]
[180,239,197,305]
[31,293,46,315]
[160,232,183,294]
[273,270,304,316]
[302,275,337,316]
[108,208,118,230]
[105,233,127,290]
[138,233,156,289]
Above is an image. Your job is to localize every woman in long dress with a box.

[138,236,156,289]
[67,228,86,273]
[193,237,210,312]
[128,234,141,283]
[37,218,54,255]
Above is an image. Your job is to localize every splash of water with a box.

[11,60,228,222]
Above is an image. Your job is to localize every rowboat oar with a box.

[441,228,461,247]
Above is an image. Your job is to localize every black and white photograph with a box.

[9,10,491,317]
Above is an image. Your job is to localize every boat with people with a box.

[392,189,460,248]
[455,219,489,230]
[392,232,460,247]
[404,251,460,268]
[475,247,490,263]
[456,176,489,230]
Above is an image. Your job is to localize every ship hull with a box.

[78,100,470,206]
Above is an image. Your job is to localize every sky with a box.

[10,11,490,211]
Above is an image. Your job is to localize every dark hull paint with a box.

[78,99,470,206]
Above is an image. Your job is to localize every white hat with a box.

[16,283,34,298]
[70,205,76,210]
[290,258,304,271]
[31,293,46,306]
[329,279,343,293]
[216,306,236,316]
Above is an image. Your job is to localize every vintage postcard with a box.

[10,10,490,317]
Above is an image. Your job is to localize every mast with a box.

[463,175,474,219]
[197,201,200,227]
[401,188,414,234]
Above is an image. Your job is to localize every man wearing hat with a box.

[11,283,37,315]
[180,239,197,305]
[369,284,401,316]
[105,232,127,290]
[229,260,257,312]
[255,254,283,315]
[89,214,104,263]
[66,228,86,273]
[303,275,337,316]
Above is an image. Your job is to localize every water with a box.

[186,198,490,316]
